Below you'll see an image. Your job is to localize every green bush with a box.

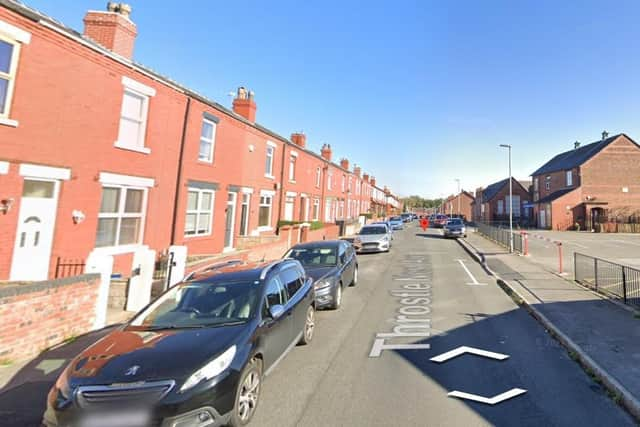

[277,220,325,231]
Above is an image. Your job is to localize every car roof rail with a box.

[259,260,284,280]
[183,259,244,281]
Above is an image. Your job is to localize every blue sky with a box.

[24,0,640,198]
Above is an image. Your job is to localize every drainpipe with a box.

[276,142,287,230]
[170,97,191,245]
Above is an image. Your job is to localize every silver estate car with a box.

[443,218,467,238]
[354,224,392,253]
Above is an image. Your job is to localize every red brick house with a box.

[471,178,532,225]
[443,191,475,220]
[0,1,392,282]
[531,133,640,230]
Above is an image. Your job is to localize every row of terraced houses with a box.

[0,1,400,283]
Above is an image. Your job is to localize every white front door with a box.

[224,192,237,250]
[284,197,294,221]
[539,209,546,229]
[10,179,60,281]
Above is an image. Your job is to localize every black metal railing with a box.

[54,257,86,279]
[475,222,523,254]
[574,253,640,308]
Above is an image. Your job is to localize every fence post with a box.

[594,258,598,291]
[622,267,627,304]
[557,242,563,274]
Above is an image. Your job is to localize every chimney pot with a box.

[602,130,609,140]
[340,158,350,170]
[353,165,361,177]
[83,4,137,59]
[321,144,332,161]
[232,86,257,122]
[291,133,306,148]
[574,140,581,149]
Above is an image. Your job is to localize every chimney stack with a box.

[602,130,609,140]
[340,158,349,170]
[353,165,361,178]
[232,87,257,122]
[370,177,376,186]
[83,3,137,59]
[574,140,581,149]
[291,133,306,148]
[321,144,332,161]
[363,173,370,183]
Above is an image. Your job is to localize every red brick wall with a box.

[549,188,583,230]
[304,224,340,242]
[533,168,578,202]
[484,179,531,221]
[0,274,100,362]
[581,135,640,217]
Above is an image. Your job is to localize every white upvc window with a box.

[327,171,333,190]
[534,178,539,191]
[289,154,296,182]
[341,175,346,193]
[115,77,155,153]
[265,144,275,178]
[325,199,332,222]
[315,167,321,188]
[199,118,217,162]
[96,186,147,247]
[313,199,320,221]
[566,170,573,187]
[0,21,30,127]
[185,188,214,236]
[259,194,273,228]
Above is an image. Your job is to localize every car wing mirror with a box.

[269,304,285,320]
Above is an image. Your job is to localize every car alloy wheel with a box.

[350,267,358,287]
[299,305,315,344]
[231,359,262,426]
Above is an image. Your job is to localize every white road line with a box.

[457,259,487,286]
[448,388,527,405]
[430,346,509,363]
[566,241,588,249]
[611,239,640,247]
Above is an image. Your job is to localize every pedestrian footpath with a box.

[459,230,640,420]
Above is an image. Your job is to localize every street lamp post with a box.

[455,178,461,218]
[499,144,513,253]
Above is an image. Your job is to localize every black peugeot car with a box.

[43,259,314,427]
[283,240,357,310]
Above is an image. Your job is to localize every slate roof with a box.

[536,188,576,204]
[482,179,509,202]
[531,134,623,176]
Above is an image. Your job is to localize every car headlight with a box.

[180,345,236,392]
[315,278,333,290]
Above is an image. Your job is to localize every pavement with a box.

[0,225,634,426]
[460,229,640,420]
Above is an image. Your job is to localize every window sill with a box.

[289,180,296,184]
[114,141,151,154]
[0,117,19,127]
[184,232,212,239]
[257,226,273,232]
[197,159,214,165]
[264,174,275,180]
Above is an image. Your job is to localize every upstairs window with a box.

[289,155,297,182]
[115,77,155,153]
[265,145,275,177]
[199,118,217,162]
[327,171,333,190]
[341,175,346,192]
[315,167,322,188]
[0,37,18,119]
[545,175,551,190]
[566,170,573,187]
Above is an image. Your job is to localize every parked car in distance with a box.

[432,214,449,228]
[43,259,315,427]
[443,218,467,238]
[401,213,413,223]
[284,240,357,310]
[389,216,404,230]
[355,224,392,253]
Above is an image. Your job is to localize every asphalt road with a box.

[0,225,634,426]
[252,225,635,427]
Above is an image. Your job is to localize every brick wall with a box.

[304,224,340,242]
[0,274,100,362]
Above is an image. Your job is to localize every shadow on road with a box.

[394,302,634,426]
[0,326,116,426]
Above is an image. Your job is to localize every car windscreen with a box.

[447,219,463,226]
[285,246,338,266]
[360,226,387,235]
[390,217,401,221]
[129,280,259,329]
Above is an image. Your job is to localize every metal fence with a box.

[574,253,640,308]
[54,257,86,279]
[475,222,523,254]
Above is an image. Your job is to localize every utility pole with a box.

[455,178,461,218]
[499,144,513,253]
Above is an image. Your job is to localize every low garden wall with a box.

[0,274,100,362]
